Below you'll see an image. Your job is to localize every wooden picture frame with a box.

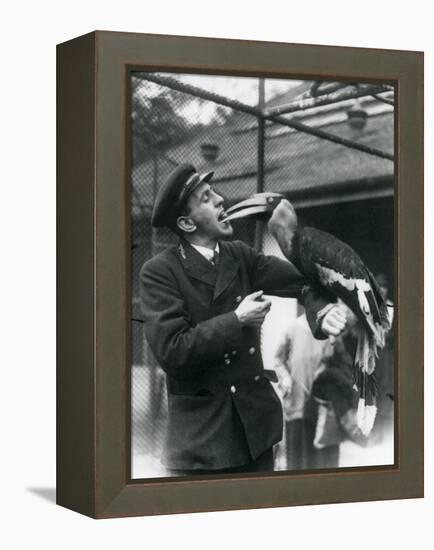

[57,30,423,518]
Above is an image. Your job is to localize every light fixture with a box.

[200,143,220,162]
[347,100,368,131]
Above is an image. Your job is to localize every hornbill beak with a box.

[225,192,285,221]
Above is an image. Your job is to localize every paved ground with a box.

[132,430,394,479]
[339,432,394,468]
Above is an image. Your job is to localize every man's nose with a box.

[213,191,224,206]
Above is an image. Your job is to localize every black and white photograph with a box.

[130,72,395,479]
[4,0,430,540]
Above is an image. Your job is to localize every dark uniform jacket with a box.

[140,238,329,470]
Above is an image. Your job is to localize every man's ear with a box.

[176,216,196,233]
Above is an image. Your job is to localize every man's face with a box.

[180,182,233,240]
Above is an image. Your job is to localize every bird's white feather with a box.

[315,263,365,293]
[357,399,378,436]
[316,263,387,375]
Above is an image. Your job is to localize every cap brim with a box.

[201,171,214,183]
[181,171,214,204]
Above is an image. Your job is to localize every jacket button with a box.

[235,296,242,303]
[230,385,236,394]
[225,358,231,365]
[224,353,229,358]
[249,347,256,355]
[254,375,260,381]
[232,350,237,356]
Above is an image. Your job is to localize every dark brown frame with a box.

[57,30,424,519]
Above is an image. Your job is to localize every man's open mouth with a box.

[218,210,230,223]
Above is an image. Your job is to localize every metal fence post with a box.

[255,78,265,250]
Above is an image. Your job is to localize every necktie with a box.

[212,250,219,267]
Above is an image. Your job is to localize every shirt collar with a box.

[191,242,220,262]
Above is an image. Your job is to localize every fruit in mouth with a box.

[218,211,229,223]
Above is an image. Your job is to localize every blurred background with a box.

[130,73,395,478]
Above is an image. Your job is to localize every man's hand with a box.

[320,304,347,344]
[235,290,271,327]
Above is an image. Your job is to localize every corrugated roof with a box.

[132,109,394,212]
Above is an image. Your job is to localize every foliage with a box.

[131,79,194,163]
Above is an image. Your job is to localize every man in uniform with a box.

[140,164,346,475]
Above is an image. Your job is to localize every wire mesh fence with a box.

[130,72,395,477]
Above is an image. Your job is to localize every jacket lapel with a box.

[177,240,217,287]
[213,242,239,301]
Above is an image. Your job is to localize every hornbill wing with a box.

[296,227,389,331]
[366,268,391,329]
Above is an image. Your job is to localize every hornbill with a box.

[225,193,391,436]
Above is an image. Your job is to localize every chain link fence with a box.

[130,72,395,478]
